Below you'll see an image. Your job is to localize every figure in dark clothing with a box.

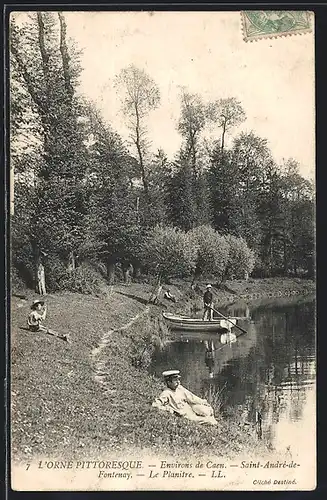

[203,284,213,321]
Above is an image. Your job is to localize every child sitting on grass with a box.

[27,299,69,342]
[27,299,47,332]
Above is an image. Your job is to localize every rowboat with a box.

[162,312,238,333]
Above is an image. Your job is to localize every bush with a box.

[11,236,35,290]
[11,266,27,293]
[141,226,197,281]
[43,255,68,291]
[224,235,255,279]
[189,225,229,283]
[57,264,105,295]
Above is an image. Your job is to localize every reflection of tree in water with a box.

[218,298,315,440]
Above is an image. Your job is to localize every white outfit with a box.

[152,384,217,425]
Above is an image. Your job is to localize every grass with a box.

[11,278,314,462]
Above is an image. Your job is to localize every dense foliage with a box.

[10,13,315,294]
[141,226,197,281]
[189,225,230,284]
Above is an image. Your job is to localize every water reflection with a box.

[150,294,316,452]
[204,340,215,379]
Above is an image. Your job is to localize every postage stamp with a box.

[241,11,313,42]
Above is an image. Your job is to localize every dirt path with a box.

[91,305,150,385]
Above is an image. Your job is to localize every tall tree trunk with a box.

[189,131,197,177]
[122,263,132,284]
[32,242,46,295]
[270,237,274,275]
[283,233,288,275]
[136,141,148,195]
[134,104,149,195]
[107,259,115,285]
[136,197,140,224]
[37,12,53,178]
[11,15,51,180]
[58,12,74,100]
[221,118,227,153]
[37,261,46,295]
[37,13,51,99]
[149,274,162,304]
[191,270,200,288]
[67,251,75,273]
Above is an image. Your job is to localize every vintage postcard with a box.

[9,10,315,491]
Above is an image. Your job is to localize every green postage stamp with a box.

[241,11,312,41]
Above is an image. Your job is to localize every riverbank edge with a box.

[11,277,315,462]
[185,276,315,309]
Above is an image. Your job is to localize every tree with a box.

[224,235,255,280]
[231,132,271,192]
[144,148,170,227]
[166,151,198,231]
[85,182,140,284]
[114,65,160,195]
[11,181,37,288]
[278,160,315,276]
[141,226,197,283]
[175,89,211,228]
[230,132,273,249]
[194,170,212,227]
[10,12,88,291]
[206,97,246,153]
[208,146,241,234]
[257,167,285,275]
[80,103,142,284]
[177,88,206,174]
[189,225,230,285]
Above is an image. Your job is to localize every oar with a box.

[210,306,248,335]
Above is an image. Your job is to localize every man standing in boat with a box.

[203,284,214,321]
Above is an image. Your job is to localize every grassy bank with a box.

[11,278,314,462]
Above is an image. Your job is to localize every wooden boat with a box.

[162,312,238,333]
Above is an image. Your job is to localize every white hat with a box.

[31,299,44,309]
[206,284,212,289]
[162,370,180,378]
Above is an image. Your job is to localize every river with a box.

[150,294,316,456]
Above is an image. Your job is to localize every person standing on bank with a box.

[203,284,214,321]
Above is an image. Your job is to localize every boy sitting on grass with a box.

[27,299,69,342]
[27,299,47,332]
[152,370,217,425]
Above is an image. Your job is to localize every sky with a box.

[63,12,315,179]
